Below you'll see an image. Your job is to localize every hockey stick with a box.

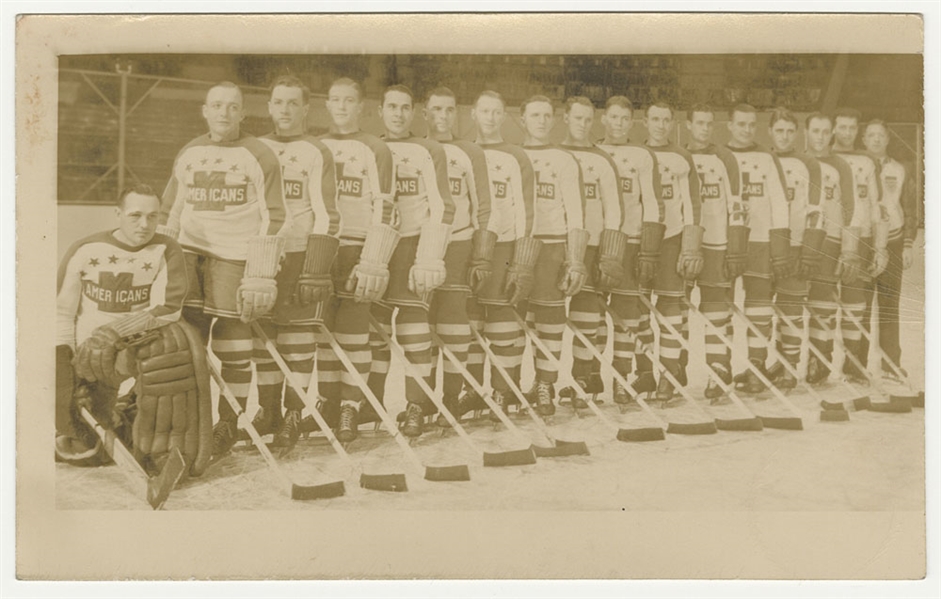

[207,361,346,500]
[830,292,923,408]
[251,322,409,492]
[728,301,865,420]
[429,330,539,464]
[510,311,664,441]
[78,406,186,510]
[805,308,911,413]
[468,325,590,457]
[675,297,803,430]
[370,316,535,468]
[316,324,470,482]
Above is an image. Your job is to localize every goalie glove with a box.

[409,222,451,298]
[558,228,591,297]
[724,225,750,280]
[237,236,284,323]
[835,227,865,286]
[298,234,340,304]
[596,229,628,291]
[676,225,705,280]
[637,222,666,284]
[504,236,542,305]
[73,312,158,385]
[769,228,793,281]
[797,228,826,278]
[346,224,400,303]
[467,229,498,294]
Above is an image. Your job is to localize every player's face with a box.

[326,84,363,129]
[381,90,414,137]
[728,111,757,146]
[863,124,889,155]
[601,105,633,141]
[644,106,674,145]
[472,96,506,137]
[424,94,457,135]
[268,85,308,136]
[686,111,714,145]
[770,119,799,153]
[834,117,859,148]
[522,101,554,142]
[565,103,594,142]
[116,193,160,247]
[202,86,244,140]
[806,117,833,153]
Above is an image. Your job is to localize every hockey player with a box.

[365,84,455,438]
[723,104,791,393]
[318,78,397,442]
[472,90,539,420]
[558,96,623,407]
[683,104,744,400]
[58,185,211,476]
[160,81,288,456]
[421,87,495,426]
[253,75,341,449]
[803,112,863,385]
[861,119,919,377]
[766,107,824,389]
[642,101,704,403]
[831,107,889,383]
[597,96,663,404]
[518,95,588,416]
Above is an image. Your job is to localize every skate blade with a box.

[666,421,718,435]
[290,480,345,500]
[360,472,408,492]
[715,417,764,432]
[483,447,537,467]
[759,416,804,430]
[425,464,471,482]
[616,427,666,442]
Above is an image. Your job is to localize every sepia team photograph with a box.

[11,10,933,585]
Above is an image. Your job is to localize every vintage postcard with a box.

[14,11,928,583]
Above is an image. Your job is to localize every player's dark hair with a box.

[475,90,506,109]
[426,86,456,105]
[729,103,757,120]
[381,84,414,105]
[206,81,242,103]
[864,118,888,134]
[688,103,714,120]
[520,94,554,115]
[564,96,594,114]
[604,96,634,113]
[645,101,673,117]
[329,77,364,102]
[805,111,832,129]
[833,107,862,123]
[769,107,799,128]
[270,75,310,104]
[117,184,159,208]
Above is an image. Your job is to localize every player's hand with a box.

[467,259,493,295]
[237,277,278,323]
[74,325,121,384]
[870,248,890,278]
[505,265,535,305]
[637,254,658,284]
[558,261,588,297]
[677,252,704,281]
[408,260,447,297]
[297,273,333,304]
[835,254,862,286]
[903,246,914,270]
[771,256,794,281]
[724,253,748,280]
[345,261,389,303]
[596,256,624,291]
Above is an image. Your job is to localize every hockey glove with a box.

[797,228,826,279]
[298,234,340,304]
[467,229,498,294]
[676,225,705,280]
[638,222,666,284]
[505,236,542,305]
[835,228,865,286]
[346,224,399,303]
[74,325,121,385]
[724,225,750,280]
[237,236,284,323]
[409,222,451,298]
[596,228,628,290]
[769,228,793,281]
[558,228,591,296]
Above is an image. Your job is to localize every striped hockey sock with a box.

[252,321,284,412]
[431,290,472,398]
[211,318,254,421]
[367,303,394,405]
[775,293,804,367]
[570,290,601,378]
[278,324,316,411]
[530,304,565,383]
[744,276,773,366]
[700,285,732,371]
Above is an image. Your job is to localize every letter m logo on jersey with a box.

[188,171,248,211]
[87,272,151,313]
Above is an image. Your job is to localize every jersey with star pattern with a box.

[384,136,455,238]
[724,143,790,243]
[597,142,664,243]
[559,144,622,246]
[522,145,585,243]
[476,142,535,242]
[773,150,824,247]
[833,149,884,243]
[687,144,743,251]
[645,142,702,239]
[440,139,495,242]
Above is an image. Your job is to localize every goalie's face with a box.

[115,192,160,247]
[806,117,833,153]
[770,119,798,153]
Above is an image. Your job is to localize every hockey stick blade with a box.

[425,464,472,482]
[869,397,913,413]
[360,473,409,492]
[715,417,764,432]
[915,392,925,409]
[146,447,187,510]
[665,421,718,435]
[483,447,537,467]
[820,397,871,412]
[890,393,920,405]
[759,416,804,430]
[616,427,666,442]
[820,409,850,422]
[291,480,346,500]
[530,441,591,458]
